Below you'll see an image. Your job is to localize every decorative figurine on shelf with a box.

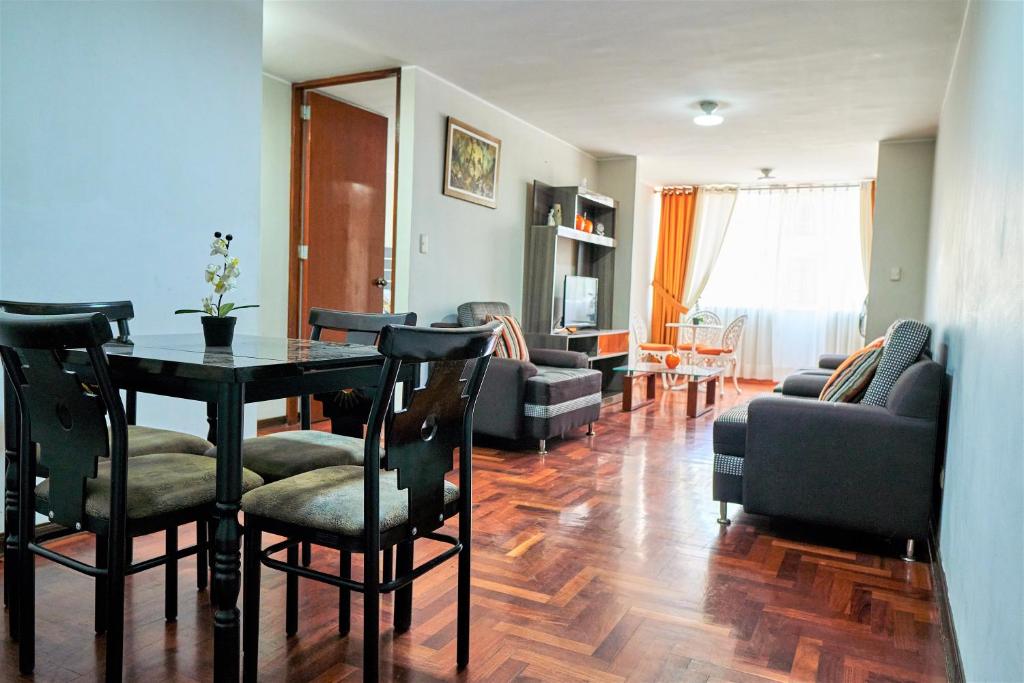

[175,231,259,347]
[546,207,557,226]
[595,222,605,236]
[552,203,563,226]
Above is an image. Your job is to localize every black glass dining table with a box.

[2,333,407,681]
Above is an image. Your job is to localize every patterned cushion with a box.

[203,430,364,483]
[35,453,263,524]
[457,302,512,327]
[819,337,884,403]
[861,320,931,406]
[241,465,459,536]
[486,314,530,362]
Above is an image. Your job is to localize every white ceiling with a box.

[264,0,965,185]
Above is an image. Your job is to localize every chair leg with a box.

[364,548,380,683]
[394,541,413,634]
[717,501,731,526]
[243,525,262,683]
[301,541,312,567]
[207,518,216,604]
[286,543,299,636]
[105,535,127,683]
[383,547,393,583]
[196,519,208,591]
[165,526,178,622]
[95,535,109,633]
[338,550,351,636]
[538,439,547,454]
[732,360,741,394]
[456,531,471,669]
[17,498,34,674]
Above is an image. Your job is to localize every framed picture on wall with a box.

[443,117,501,209]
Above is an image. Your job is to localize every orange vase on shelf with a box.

[574,214,585,230]
[584,215,594,233]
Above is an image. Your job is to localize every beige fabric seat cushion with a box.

[126,425,213,457]
[241,465,459,536]
[204,430,364,483]
[35,453,264,522]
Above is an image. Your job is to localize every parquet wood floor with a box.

[0,381,949,682]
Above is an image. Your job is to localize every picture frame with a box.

[443,116,501,209]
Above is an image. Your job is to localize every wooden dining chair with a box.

[240,321,500,683]
[217,308,416,567]
[0,299,217,630]
[0,311,264,681]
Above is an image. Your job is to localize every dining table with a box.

[2,333,412,682]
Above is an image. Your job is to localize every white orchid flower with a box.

[202,296,215,315]
[210,238,229,257]
[205,264,219,283]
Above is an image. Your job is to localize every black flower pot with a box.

[201,315,237,347]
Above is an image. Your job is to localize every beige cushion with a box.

[126,425,213,457]
[204,430,364,483]
[35,453,263,522]
[241,465,459,536]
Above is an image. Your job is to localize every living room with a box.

[0,1,1021,682]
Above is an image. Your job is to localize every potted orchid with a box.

[175,232,258,346]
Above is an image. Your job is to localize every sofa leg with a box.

[586,423,595,436]
[538,439,547,454]
[717,501,731,526]
[901,538,915,562]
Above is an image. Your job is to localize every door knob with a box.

[373,277,389,288]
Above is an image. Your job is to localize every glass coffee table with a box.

[613,362,723,417]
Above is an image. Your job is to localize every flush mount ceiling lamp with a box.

[758,167,776,180]
[693,100,724,126]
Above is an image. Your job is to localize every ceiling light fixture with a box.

[693,100,724,126]
[758,167,776,180]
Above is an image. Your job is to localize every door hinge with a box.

[300,105,311,121]
[297,244,309,261]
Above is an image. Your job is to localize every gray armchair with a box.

[714,359,943,559]
[443,302,603,453]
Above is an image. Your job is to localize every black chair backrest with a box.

[0,300,134,343]
[308,308,417,346]
[363,322,500,542]
[0,312,128,530]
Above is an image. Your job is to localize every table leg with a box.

[4,372,20,630]
[213,383,244,682]
[622,373,656,412]
[706,377,717,410]
[686,380,698,417]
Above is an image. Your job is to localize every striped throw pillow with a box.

[485,314,530,362]
[819,337,884,403]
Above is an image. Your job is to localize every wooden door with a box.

[296,91,388,422]
[300,91,388,341]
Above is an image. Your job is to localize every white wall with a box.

[0,1,264,439]
[866,139,935,338]
[258,74,293,420]
[397,68,599,325]
[595,157,637,328]
[631,170,658,334]
[924,2,1023,681]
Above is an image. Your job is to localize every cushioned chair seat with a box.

[126,425,212,457]
[241,465,459,536]
[695,346,732,356]
[638,342,673,351]
[204,430,365,483]
[35,453,264,523]
[676,343,699,351]
[524,366,602,405]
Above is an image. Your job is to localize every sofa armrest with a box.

[781,373,829,397]
[528,347,589,369]
[818,354,847,370]
[744,396,937,538]
[472,357,538,440]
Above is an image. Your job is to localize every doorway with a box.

[287,69,401,422]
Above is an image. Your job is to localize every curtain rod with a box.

[656,180,873,193]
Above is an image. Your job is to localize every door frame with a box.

[286,67,402,423]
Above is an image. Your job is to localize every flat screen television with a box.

[563,275,599,329]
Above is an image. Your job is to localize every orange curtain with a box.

[650,189,698,344]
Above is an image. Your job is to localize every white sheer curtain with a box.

[682,187,738,309]
[700,185,867,380]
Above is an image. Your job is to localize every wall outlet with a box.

[419,233,428,254]
[889,266,902,281]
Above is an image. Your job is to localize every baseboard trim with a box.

[928,529,966,683]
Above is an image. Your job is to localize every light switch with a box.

[889,267,902,282]
[419,234,428,254]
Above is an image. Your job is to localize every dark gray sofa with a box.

[442,302,603,453]
[713,356,943,560]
